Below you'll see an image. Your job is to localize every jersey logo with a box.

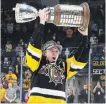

[38,64,65,86]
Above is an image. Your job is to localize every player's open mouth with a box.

[53,57,56,60]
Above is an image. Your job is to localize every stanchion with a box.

[20,50,24,102]
[88,46,92,103]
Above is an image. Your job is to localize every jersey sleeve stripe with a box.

[26,52,41,72]
[70,56,87,69]
[27,44,42,58]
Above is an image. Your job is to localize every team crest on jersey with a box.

[38,64,65,86]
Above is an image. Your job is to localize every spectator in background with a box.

[23,75,31,91]
[60,27,82,48]
[1,76,8,89]
[13,81,20,103]
[22,75,31,103]
[14,57,21,79]
[5,83,16,103]
[23,55,27,67]
[19,38,25,48]
[0,83,6,103]
[15,23,21,32]
[93,81,104,103]
[23,43,28,54]
[24,89,30,103]
[91,21,98,39]
[96,4,105,29]
[16,56,21,64]
[67,88,75,103]
[13,23,22,44]
[5,40,12,52]
[98,28,105,43]
[15,43,23,56]
[79,84,88,103]
[96,4,105,22]
[3,57,10,67]
[90,33,98,45]
[24,43,28,49]
[52,33,56,41]
[3,57,11,73]
[57,41,60,45]
[1,20,7,34]
[5,70,17,84]
[101,81,105,103]
[6,21,14,34]
[5,14,11,22]
[25,69,32,78]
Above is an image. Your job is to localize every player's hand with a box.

[39,8,50,25]
[78,27,88,36]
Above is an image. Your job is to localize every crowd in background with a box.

[67,81,105,103]
[0,1,105,103]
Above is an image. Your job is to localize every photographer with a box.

[93,81,104,103]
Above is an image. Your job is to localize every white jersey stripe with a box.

[30,87,66,98]
[71,62,84,69]
[27,47,41,58]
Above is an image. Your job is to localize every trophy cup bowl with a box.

[13,2,90,30]
[13,3,38,23]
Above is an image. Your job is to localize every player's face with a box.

[45,47,59,63]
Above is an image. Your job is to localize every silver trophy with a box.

[13,2,90,30]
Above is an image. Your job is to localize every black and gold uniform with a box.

[26,23,90,103]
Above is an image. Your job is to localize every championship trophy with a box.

[13,2,90,30]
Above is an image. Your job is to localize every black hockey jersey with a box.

[26,23,90,103]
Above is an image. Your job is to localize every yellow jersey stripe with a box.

[66,71,77,80]
[28,96,66,103]
[28,43,42,55]
[26,52,40,72]
[71,56,87,68]
[66,58,77,80]
[27,47,42,58]
[66,56,87,79]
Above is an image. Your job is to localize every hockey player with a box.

[26,8,90,103]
